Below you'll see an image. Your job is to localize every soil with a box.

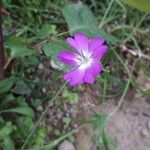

[74,88,150,150]
[106,97,150,150]
[31,60,150,150]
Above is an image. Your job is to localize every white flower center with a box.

[77,51,93,70]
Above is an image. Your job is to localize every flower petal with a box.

[66,37,79,50]
[83,62,103,84]
[84,72,94,84]
[58,50,79,66]
[92,45,108,60]
[64,68,85,86]
[74,33,89,53]
[88,37,105,52]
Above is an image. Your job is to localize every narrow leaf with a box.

[5,36,25,48]
[0,77,15,95]
[11,46,35,58]
[0,107,35,118]
[11,81,31,95]
[122,0,150,12]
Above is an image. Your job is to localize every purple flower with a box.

[58,33,108,86]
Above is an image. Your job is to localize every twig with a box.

[0,8,10,15]
[33,31,69,49]
[3,57,13,70]
[0,3,5,80]
[121,45,150,61]
[110,25,150,35]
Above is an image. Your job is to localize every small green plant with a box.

[62,89,79,104]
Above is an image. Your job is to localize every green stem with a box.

[99,0,114,28]
[94,78,131,149]
[106,78,131,120]
[39,125,84,150]
[21,82,68,150]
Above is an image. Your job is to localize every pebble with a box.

[130,107,139,115]
[58,140,76,150]
[73,124,78,129]
[48,101,54,107]
[65,112,70,117]
[50,60,61,70]
[41,87,47,93]
[38,63,44,70]
[36,106,43,112]
[140,129,149,138]
[57,112,63,119]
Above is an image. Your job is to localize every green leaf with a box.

[0,77,15,95]
[35,127,46,145]
[122,0,150,12]
[43,40,72,70]
[17,116,36,143]
[26,56,39,67]
[62,90,79,104]
[37,24,58,39]
[0,122,14,139]
[4,136,15,150]
[11,46,35,58]
[0,94,15,107]
[43,39,71,57]
[5,36,25,48]
[39,129,78,149]
[11,81,31,95]
[0,107,35,118]
[82,115,107,128]
[62,2,118,43]
[5,36,35,58]
[101,131,117,150]
[16,96,28,107]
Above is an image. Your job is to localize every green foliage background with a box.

[0,0,149,149]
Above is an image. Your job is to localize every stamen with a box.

[78,51,93,70]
